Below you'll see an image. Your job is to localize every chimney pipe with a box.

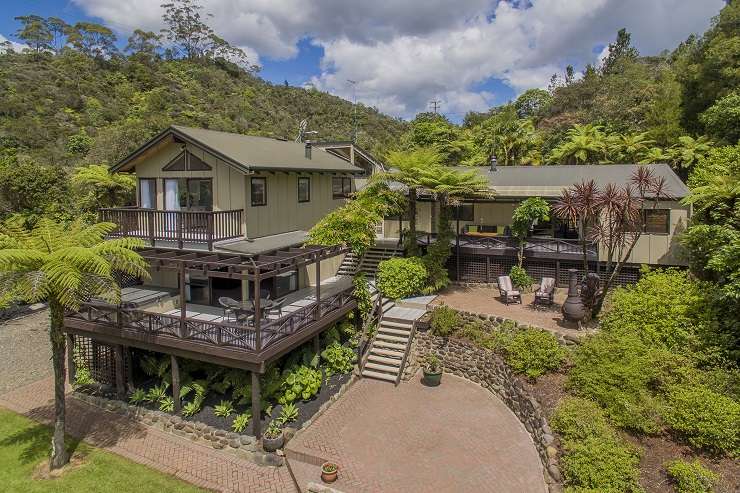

[305,141,312,160]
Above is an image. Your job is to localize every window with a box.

[164,178,212,211]
[139,178,156,209]
[251,177,267,206]
[452,204,474,221]
[332,176,352,199]
[643,209,670,234]
[298,177,311,203]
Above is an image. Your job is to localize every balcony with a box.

[417,233,598,260]
[100,207,243,250]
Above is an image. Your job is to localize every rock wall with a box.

[405,329,563,493]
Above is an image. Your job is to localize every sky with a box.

[0,0,727,121]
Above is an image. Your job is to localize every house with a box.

[63,126,369,437]
[380,164,690,285]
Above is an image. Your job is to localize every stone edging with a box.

[72,391,282,467]
[404,330,564,493]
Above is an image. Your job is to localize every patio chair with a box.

[497,276,522,305]
[259,289,271,300]
[534,277,556,306]
[264,297,288,319]
[218,296,241,321]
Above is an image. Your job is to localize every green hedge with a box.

[429,305,461,337]
[504,328,567,379]
[376,257,427,300]
[665,460,718,493]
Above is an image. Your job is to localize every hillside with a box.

[0,50,407,167]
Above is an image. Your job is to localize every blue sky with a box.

[1,1,726,121]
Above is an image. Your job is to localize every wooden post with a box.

[66,334,76,385]
[125,347,135,392]
[313,335,320,354]
[486,256,491,283]
[179,262,187,338]
[254,271,262,351]
[398,216,403,245]
[251,371,262,438]
[314,255,321,320]
[556,259,561,287]
[171,355,181,414]
[177,211,184,249]
[148,210,155,247]
[455,211,461,281]
[114,345,125,398]
[207,213,214,251]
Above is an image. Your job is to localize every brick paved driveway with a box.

[286,373,546,493]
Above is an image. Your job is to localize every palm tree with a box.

[418,167,489,292]
[548,124,608,164]
[0,218,148,469]
[607,132,655,162]
[384,148,443,255]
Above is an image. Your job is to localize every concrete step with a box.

[361,369,397,382]
[370,347,405,357]
[381,320,414,330]
[364,362,400,373]
[367,354,402,366]
[376,333,408,344]
[378,327,411,337]
[373,340,406,350]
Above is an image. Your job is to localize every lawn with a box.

[0,407,204,493]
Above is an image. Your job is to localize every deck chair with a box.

[264,297,288,319]
[218,296,241,321]
[497,276,522,305]
[534,277,556,306]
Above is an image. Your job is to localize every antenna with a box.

[429,99,441,114]
[347,79,357,143]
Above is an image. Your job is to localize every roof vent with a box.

[490,155,497,172]
[305,141,312,160]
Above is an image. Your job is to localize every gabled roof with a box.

[112,125,364,174]
[449,164,689,199]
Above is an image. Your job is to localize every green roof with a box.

[113,125,364,174]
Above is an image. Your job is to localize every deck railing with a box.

[65,284,356,355]
[100,207,243,250]
[418,233,598,258]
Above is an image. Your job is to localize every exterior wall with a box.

[245,173,348,238]
[299,254,346,288]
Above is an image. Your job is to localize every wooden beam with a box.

[171,355,181,414]
[251,371,262,439]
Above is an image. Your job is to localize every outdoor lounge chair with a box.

[264,296,288,319]
[534,277,556,306]
[218,296,241,321]
[497,276,522,305]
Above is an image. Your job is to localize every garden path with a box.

[286,373,547,493]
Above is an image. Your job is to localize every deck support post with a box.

[66,334,76,385]
[398,216,403,246]
[555,260,561,287]
[125,347,135,392]
[455,212,461,281]
[251,371,262,439]
[179,262,187,338]
[171,355,181,414]
[254,271,261,352]
[114,344,126,398]
[313,334,320,354]
[314,255,321,321]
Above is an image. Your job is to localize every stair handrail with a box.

[358,289,383,375]
[395,319,417,386]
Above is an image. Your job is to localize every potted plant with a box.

[422,353,442,386]
[262,420,284,452]
[321,461,339,483]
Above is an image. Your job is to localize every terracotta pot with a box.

[321,462,339,483]
[561,269,587,322]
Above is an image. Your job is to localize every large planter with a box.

[262,432,284,452]
[561,269,587,323]
[321,462,339,483]
[422,369,442,386]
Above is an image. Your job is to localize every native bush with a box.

[429,304,461,337]
[279,365,322,405]
[158,397,175,413]
[376,257,427,299]
[509,265,533,290]
[213,400,235,418]
[278,403,299,424]
[231,412,251,433]
[128,388,147,405]
[353,272,373,325]
[552,397,643,493]
[321,341,356,376]
[662,384,740,456]
[504,328,567,379]
[665,459,718,493]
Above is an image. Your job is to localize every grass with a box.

[0,407,205,492]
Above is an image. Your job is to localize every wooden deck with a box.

[417,233,597,260]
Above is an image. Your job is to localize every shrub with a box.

[504,328,567,379]
[552,397,643,493]
[353,272,373,325]
[458,320,499,350]
[509,265,533,291]
[663,384,740,456]
[429,305,461,337]
[321,342,356,376]
[278,403,299,424]
[214,400,235,418]
[231,412,251,433]
[158,396,174,413]
[279,365,322,404]
[376,257,427,299]
[129,388,147,405]
[665,460,718,493]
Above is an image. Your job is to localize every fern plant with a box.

[214,400,235,418]
[129,388,147,405]
[231,412,251,433]
[0,217,148,469]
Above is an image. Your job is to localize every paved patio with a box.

[286,374,546,493]
[433,284,596,337]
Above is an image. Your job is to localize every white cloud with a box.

[71,0,726,118]
[0,34,27,53]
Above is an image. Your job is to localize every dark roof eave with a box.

[248,166,363,174]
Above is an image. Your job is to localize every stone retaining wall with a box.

[404,328,564,493]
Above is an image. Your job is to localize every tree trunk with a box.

[406,187,419,256]
[48,299,69,469]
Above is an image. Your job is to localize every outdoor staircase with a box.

[339,245,403,278]
[337,251,360,276]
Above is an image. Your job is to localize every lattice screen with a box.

[71,335,128,387]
